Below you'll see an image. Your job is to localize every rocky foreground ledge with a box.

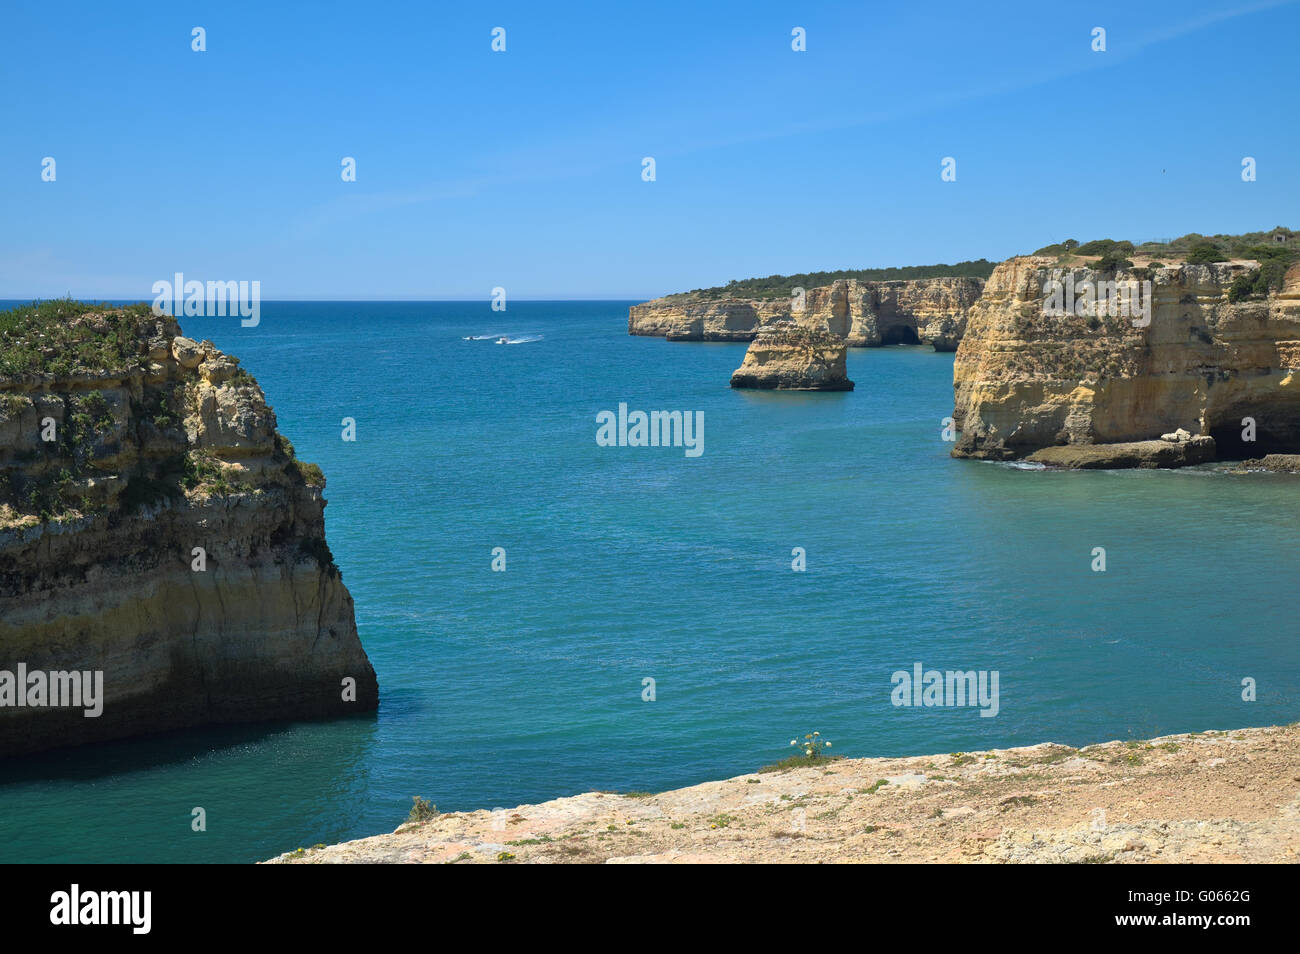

[268,723,1300,864]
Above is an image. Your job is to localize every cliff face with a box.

[952,258,1300,462]
[627,298,789,342]
[630,277,984,350]
[0,304,378,757]
[730,324,854,391]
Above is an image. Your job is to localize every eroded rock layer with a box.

[952,258,1300,463]
[0,306,378,756]
[630,277,984,350]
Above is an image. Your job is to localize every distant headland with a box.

[634,227,1300,470]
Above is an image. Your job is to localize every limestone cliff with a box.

[628,298,788,342]
[630,277,984,350]
[0,302,378,757]
[952,257,1300,463]
[730,324,853,391]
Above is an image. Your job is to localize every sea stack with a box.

[730,323,854,391]
[0,302,378,757]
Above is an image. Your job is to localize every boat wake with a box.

[464,333,543,344]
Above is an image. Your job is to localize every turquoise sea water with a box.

[1,300,1297,863]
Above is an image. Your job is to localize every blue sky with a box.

[2,0,1297,299]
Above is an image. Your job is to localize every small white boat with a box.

[495,336,509,344]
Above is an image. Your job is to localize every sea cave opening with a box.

[1207,397,1300,459]
[881,324,921,346]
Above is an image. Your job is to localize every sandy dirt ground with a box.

[268,724,1300,864]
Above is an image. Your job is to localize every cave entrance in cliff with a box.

[1207,397,1300,458]
[881,324,921,346]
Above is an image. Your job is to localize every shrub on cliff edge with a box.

[1092,250,1134,272]
[405,797,438,825]
[759,731,841,773]
[1185,242,1227,264]
[292,460,326,488]
[1075,239,1135,257]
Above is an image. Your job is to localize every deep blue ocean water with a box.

[1,300,1297,863]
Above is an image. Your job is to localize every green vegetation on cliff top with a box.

[671,259,997,301]
[1032,227,1299,298]
[0,300,329,527]
[0,299,157,379]
[667,229,1297,301]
